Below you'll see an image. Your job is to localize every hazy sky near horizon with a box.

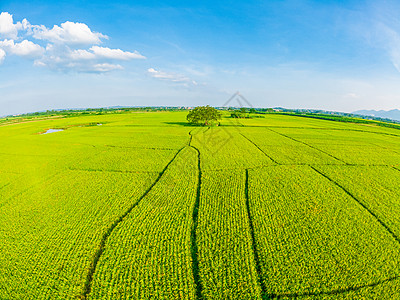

[1,0,400,116]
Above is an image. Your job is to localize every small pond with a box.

[42,129,64,134]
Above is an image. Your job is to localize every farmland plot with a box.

[66,126,189,150]
[0,170,158,299]
[273,127,400,165]
[197,169,262,299]
[248,165,400,297]
[314,165,400,238]
[190,127,275,171]
[70,147,178,173]
[87,147,199,299]
[238,127,343,165]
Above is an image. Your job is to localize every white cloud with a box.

[0,48,5,63]
[69,48,96,60]
[32,44,145,73]
[34,46,125,73]
[147,68,197,86]
[0,39,44,57]
[35,60,123,73]
[0,12,144,73]
[30,21,108,45]
[90,46,145,60]
[33,60,45,67]
[70,46,146,60]
[92,63,124,72]
[0,12,24,39]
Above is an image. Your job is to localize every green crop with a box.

[248,166,400,297]
[197,169,261,299]
[1,110,400,299]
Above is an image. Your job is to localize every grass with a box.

[0,110,400,299]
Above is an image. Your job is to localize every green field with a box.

[1,111,400,299]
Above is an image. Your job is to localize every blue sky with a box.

[1,0,400,115]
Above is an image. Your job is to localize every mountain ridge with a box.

[353,109,400,121]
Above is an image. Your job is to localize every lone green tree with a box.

[187,105,222,126]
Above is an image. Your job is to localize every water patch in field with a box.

[42,129,64,134]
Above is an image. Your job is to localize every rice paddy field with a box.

[1,110,400,299]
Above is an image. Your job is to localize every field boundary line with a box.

[239,132,279,164]
[104,145,177,150]
[81,146,185,299]
[273,275,399,298]
[195,163,396,174]
[68,167,160,174]
[233,124,400,138]
[199,163,394,173]
[0,152,61,157]
[0,115,66,128]
[189,145,204,300]
[188,130,204,299]
[188,128,195,146]
[267,128,347,164]
[310,166,400,245]
[244,169,269,299]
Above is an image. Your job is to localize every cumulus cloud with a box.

[0,11,145,73]
[148,68,197,86]
[0,12,25,39]
[30,21,108,45]
[0,39,44,57]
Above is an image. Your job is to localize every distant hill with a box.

[353,109,400,121]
